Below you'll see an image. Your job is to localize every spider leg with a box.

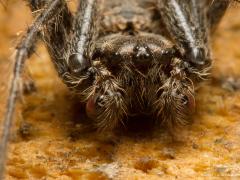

[207,0,238,32]
[27,0,73,76]
[65,0,127,131]
[40,0,101,92]
[29,0,125,131]
[27,0,47,10]
[157,0,210,68]
[65,0,100,76]
[0,0,66,178]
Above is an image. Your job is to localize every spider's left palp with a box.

[0,0,65,178]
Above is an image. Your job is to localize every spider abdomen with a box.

[100,0,155,33]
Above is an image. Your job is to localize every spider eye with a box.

[133,44,152,66]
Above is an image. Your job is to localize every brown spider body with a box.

[101,0,154,33]
[0,0,238,177]
[12,0,234,132]
[71,0,202,130]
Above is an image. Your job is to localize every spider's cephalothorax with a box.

[82,32,196,130]
[4,0,235,132]
[22,0,235,132]
[60,0,212,131]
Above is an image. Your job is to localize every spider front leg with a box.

[157,0,211,73]
[55,0,127,131]
[0,0,66,178]
[21,0,72,96]
[207,0,239,32]
[61,0,101,88]
[27,0,73,73]
[207,0,231,32]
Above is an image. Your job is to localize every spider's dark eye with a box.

[133,44,152,66]
[134,45,150,58]
[92,48,122,67]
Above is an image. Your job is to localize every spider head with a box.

[92,32,183,70]
[82,32,195,130]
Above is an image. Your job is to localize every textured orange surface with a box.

[1,1,240,179]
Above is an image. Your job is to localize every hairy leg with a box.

[27,0,101,90]
[27,0,73,77]
[51,0,102,92]
[29,0,126,131]
[207,0,237,32]
[0,0,65,178]
[65,0,100,75]
[157,0,210,69]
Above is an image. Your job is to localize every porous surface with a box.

[1,1,240,179]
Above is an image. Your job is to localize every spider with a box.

[0,0,238,177]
